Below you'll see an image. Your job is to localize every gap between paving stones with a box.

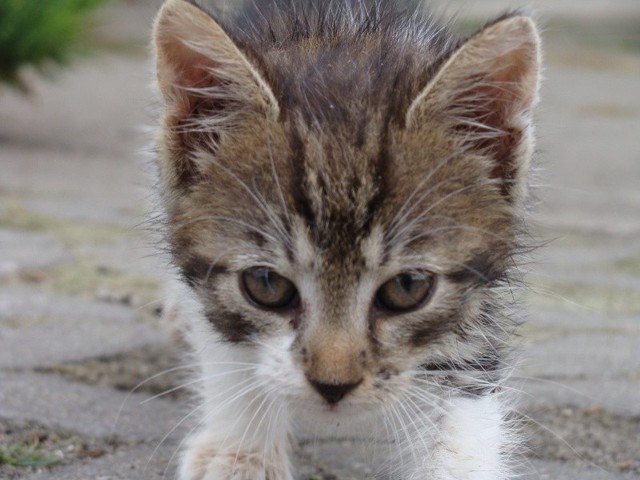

[0,417,125,480]
[0,371,182,444]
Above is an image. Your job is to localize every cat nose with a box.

[308,378,362,404]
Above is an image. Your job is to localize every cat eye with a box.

[241,267,299,310]
[375,271,435,313]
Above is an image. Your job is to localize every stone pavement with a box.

[0,1,639,479]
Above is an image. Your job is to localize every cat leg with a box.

[178,390,293,480]
[399,395,511,480]
[171,288,293,479]
[176,367,294,480]
[179,428,293,480]
[178,337,293,478]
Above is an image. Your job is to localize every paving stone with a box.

[535,63,640,236]
[23,443,178,480]
[518,377,640,418]
[21,451,640,480]
[532,269,640,294]
[0,145,148,227]
[0,287,167,368]
[517,324,640,416]
[443,0,640,22]
[0,55,150,157]
[533,233,640,272]
[0,229,71,276]
[75,237,167,280]
[521,460,640,480]
[0,371,183,443]
[294,439,386,479]
[23,442,372,480]
[527,308,640,333]
[522,332,640,381]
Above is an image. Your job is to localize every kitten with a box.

[151,0,541,478]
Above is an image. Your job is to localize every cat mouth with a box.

[323,403,340,413]
[314,396,374,416]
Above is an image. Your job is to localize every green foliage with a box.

[0,442,59,468]
[0,0,110,91]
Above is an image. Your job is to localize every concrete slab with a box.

[23,443,178,480]
[22,451,640,480]
[533,233,640,272]
[518,377,640,417]
[0,146,148,227]
[74,237,167,281]
[522,460,640,480]
[522,332,640,380]
[442,0,640,22]
[536,63,640,236]
[0,371,183,443]
[0,287,167,368]
[0,229,71,276]
[527,309,640,333]
[0,55,151,157]
[294,438,385,479]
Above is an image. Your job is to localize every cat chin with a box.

[312,401,372,417]
[292,407,375,436]
[290,396,384,425]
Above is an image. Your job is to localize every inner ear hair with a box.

[153,0,280,119]
[406,15,541,200]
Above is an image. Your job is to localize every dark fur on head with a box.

[184,0,457,127]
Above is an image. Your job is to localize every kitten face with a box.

[165,117,515,413]
[153,0,539,414]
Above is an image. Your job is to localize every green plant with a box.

[0,0,110,91]
[0,442,59,468]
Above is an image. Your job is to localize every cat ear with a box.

[153,0,280,120]
[406,15,541,200]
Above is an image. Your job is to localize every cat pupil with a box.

[257,269,273,290]
[399,274,415,294]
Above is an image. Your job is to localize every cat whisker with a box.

[159,377,265,480]
[399,224,514,251]
[512,408,612,475]
[139,366,258,405]
[525,284,590,311]
[233,381,280,462]
[386,151,460,238]
[507,374,615,408]
[389,180,503,249]
[378,406,406,478]
[410,375,528,404]
[387,174,471,247]
[396,401,428,465]
[151,401,209,480]
[399,389,442,447]
[266,132,292,225]
[206,155,293,250]
[113,362,211,433]
[380,400,410,470]
[403,384,452,415]
[170,213,281,246]
[132,297,164,312]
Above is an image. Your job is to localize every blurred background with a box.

[0,0,638,478]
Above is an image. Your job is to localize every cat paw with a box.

[179,445,292,480]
